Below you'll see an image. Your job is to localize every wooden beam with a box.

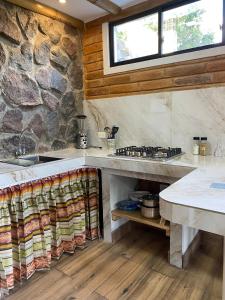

[86,0,174,27]
[87,0,121,15]
[5,0,84,31]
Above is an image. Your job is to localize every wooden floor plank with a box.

[124,271,174,300]
[97,231,167,297]
[8,269,67,300]
[80,232,155,298]
[8,228,223,300]
[58,229,144,278]
[56,240,112,275]
[68,230,155,298]
[164,280,206,300]
[69,255,127,299]
[86,291,108,300]
[97,260,139,297]
[69,237,137,287]
[104,246,168,300]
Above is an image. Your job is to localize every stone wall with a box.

[0,1,83,158]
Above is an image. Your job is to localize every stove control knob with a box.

[176,148,182,154]
[142,151,147,157]
[116,149,120,155]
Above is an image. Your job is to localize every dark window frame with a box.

[109,0,225,67]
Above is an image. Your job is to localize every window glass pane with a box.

[113,13,158,63]
[162,0,223,54]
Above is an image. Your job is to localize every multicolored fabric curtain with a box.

[0,168,99,295]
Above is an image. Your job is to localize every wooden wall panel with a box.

[84,7,225,100]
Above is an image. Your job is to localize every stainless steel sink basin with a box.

[0,155,62,167]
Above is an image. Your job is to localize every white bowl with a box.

[129,191,150,202]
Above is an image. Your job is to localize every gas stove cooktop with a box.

[110,146,184,161]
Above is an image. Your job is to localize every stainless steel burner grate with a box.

[109,146,184,161]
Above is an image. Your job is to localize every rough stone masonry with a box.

[0,1,84,157]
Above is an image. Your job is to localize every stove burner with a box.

[112,146,183,161]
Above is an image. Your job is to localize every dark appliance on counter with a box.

[76,115,88,149]
[110,146,183,161]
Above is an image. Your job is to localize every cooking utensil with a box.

[117,199,139,211]
[104,127,111,139]
[111,126,119,139]
[141,204,159,219]
[140,194,160,219]
[129,191,150,202]
[141,194,159,206]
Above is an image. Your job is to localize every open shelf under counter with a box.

[111,209,170,236]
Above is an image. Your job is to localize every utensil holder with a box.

[107,138,116,152]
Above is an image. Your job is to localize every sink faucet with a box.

[15,127,35,158]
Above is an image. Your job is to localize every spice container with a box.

[192,137,200,155]
[199,137,208,156]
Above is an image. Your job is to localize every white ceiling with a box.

[37,0,146,23]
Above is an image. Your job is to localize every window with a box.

[109,0,224,67]
[113,13,159,63]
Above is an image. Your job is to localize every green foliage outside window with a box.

[175,9,214,51]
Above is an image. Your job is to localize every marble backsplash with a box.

[84,86,225,155]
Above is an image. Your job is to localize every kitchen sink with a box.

[0,155,62,167]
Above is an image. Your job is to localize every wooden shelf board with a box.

[112,209,170,233]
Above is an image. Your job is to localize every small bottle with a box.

[199,137,208,156]
[192,137,200,155]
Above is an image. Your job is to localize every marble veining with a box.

[84,86,225,154]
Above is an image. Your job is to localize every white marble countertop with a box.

[160,165,225,214]
[0,147,225,215]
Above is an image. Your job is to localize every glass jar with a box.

[192,137,200,155]
[199,137,208,156]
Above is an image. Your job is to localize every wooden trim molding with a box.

[5,0,84,31]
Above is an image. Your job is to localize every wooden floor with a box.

[8,226,223,300]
